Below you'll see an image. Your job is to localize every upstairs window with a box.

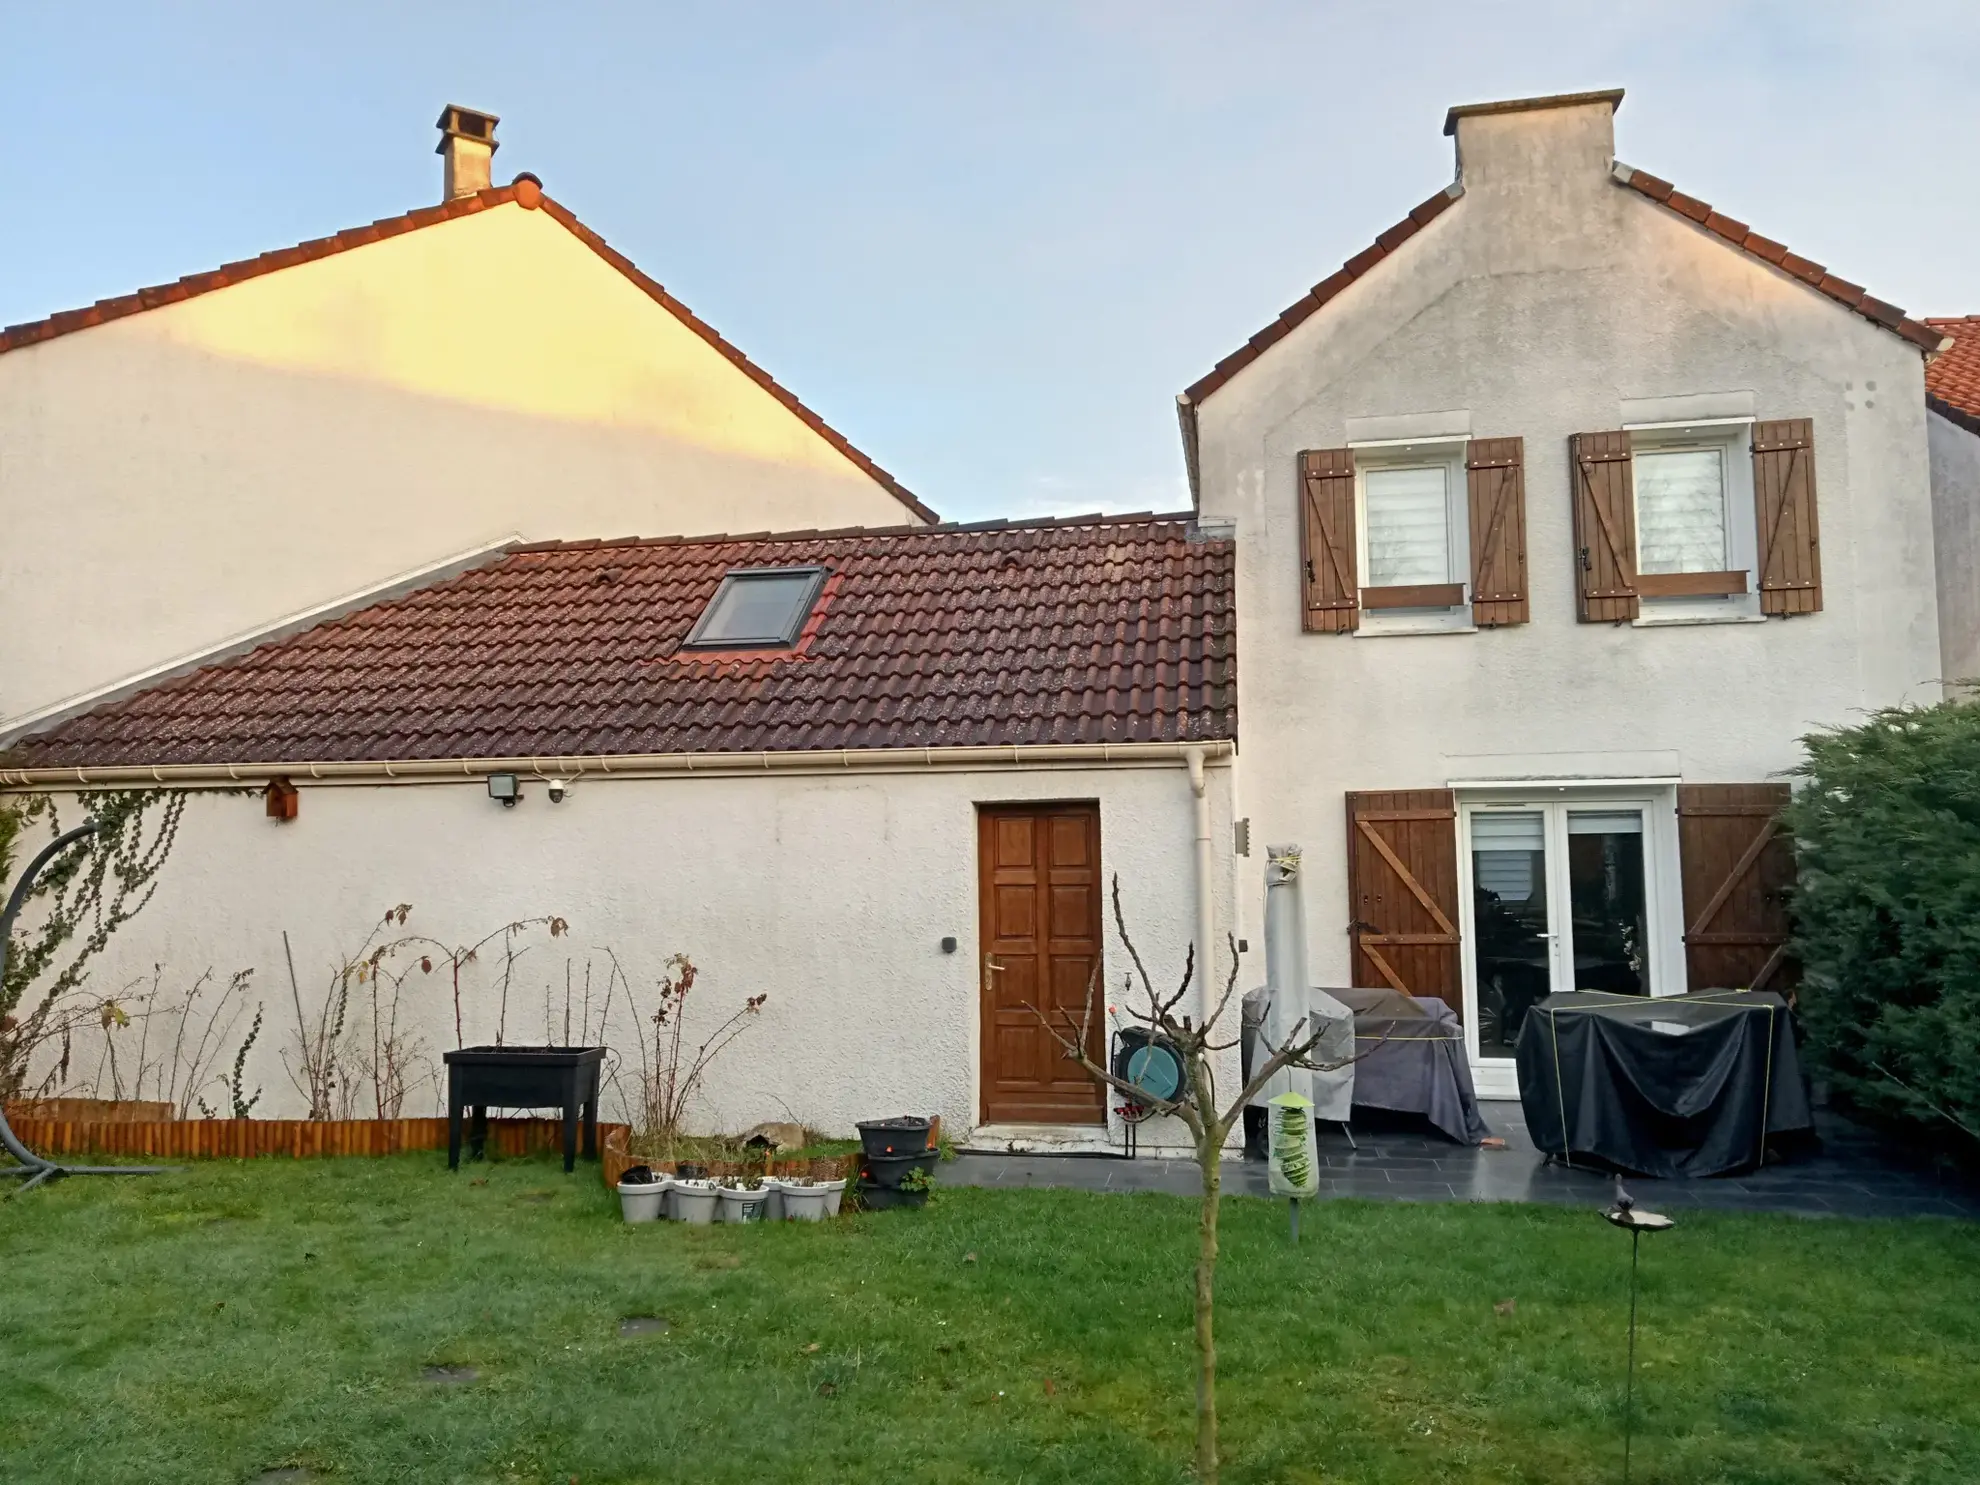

[682,566,827,650]
[1353,439,1471,633]
[1624,421,1759,621]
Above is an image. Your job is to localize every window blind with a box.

[1635,448,1727,574]
[1364,466,1450,587]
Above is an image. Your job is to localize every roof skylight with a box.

[682,566,828,650]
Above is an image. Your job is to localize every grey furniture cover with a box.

[1336,986,1492,1145]
[1241,986,1355,1122]
[1515,989,1814,1177]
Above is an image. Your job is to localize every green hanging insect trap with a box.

[1268,1090,1319,1241]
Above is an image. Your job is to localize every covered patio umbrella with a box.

[1244,844,1354,1123]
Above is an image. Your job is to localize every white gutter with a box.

[0,740,1236,792]
[1184,743,1217,1018]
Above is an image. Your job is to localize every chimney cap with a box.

[435,104,500,154]
[1442,88,1623,137]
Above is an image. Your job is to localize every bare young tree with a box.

[1028,875,1363,1485]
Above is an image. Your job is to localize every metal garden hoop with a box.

[1,820,172,1197]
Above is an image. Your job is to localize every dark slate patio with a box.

[945,1102,1980,1220]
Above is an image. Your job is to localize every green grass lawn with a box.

[1,1154,1976,1484]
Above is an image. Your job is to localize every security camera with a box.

[547,778,569,804]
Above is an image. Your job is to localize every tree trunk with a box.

[1195,1118,1224,1482]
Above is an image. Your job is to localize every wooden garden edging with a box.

[7,1098,176,1123]
[5,1113,637,1189]
[4,1112,860,1190]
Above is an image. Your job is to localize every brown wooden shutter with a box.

[1677,784,1797,995]
[1345,790,1463,1013]
[1467,437,1528,626]
[1299,449,1358,633]
[1570,431,1638,622]
[1752,419,1822,616]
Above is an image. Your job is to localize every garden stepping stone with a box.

[618,1316,669,1337]
[421,1364,479,1385]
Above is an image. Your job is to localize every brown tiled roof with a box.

[1612,166,1948,355]
[1925,316,1980,433]
[0,177,937,524]
[8,515,1234,768]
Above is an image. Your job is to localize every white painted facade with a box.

[1928,408,1980,687]
[0,198,922,736]
[1190,98,1944,1091]
[23,759,1236,1140]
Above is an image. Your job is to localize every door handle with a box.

[984,956,1006,975]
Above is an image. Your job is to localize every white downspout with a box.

[1185,744,1215,1020]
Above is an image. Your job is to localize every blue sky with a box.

[5,3,1974,522]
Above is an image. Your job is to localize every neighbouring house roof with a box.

[0,177,937,525]
[1925,317,1980,435]
[1175,141,1951,501]
[5,514,1235,769]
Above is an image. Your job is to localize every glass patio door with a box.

[1465,802,1652,1064]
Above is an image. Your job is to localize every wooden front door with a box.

[977,803,1106,1125]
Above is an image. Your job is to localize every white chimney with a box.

[436,104,499,201]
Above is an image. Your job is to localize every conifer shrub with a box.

[1787,699,1980,1146]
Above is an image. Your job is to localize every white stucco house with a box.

[1180,88,1958,1098]
[0,90,1964,1136]
[0,107,1235,1147]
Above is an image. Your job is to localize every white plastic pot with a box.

[667,1178,720,1225]
[617,1176,670,1223]
[776,1178,846,1222]
[717,1184,771,1223]
[761,1181,786,1223]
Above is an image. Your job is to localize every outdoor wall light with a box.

[486,772,521,807]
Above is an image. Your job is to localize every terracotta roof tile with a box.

[8,515,1234,769]
[1926,316,1980,433]
[0,180,936,525]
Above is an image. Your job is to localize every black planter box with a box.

[861,1149,939,1189]
[443,1044,606,1173]
[856,1116,933,1161]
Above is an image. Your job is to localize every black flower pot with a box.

[859,1184,929,1211]
[862,1149,939,1189]
[856,1117,932,1161]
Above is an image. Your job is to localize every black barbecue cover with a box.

[1516,990,1814,1177]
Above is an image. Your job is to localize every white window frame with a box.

[1348,436,1472,637]
[1626,418,1762,626]
[1454,784,1686,1098]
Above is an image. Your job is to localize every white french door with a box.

[1456,793,1677,1096]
